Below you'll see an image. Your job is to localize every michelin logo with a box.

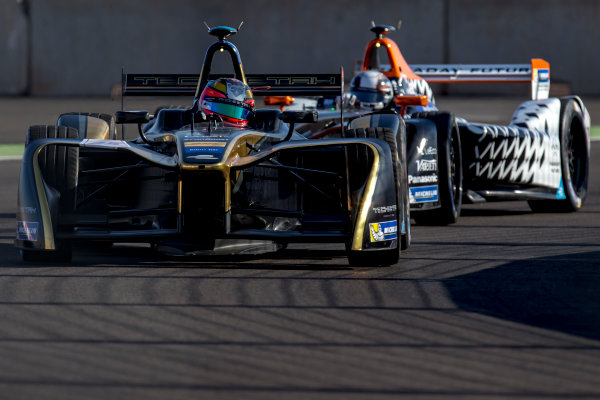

[410,185,439,203]
[369,220,398,242]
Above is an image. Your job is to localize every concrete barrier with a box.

[0,0,28,94]
[0,0,598,96]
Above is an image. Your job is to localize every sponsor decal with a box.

[369,220,398,242]
[416,138,427,155]
[19,206,37,216]
[183,140,227,158]
[408,174,438,184]
[410,185,439,203]
[17,221,38,241]
[416,159,437,172]
[372,205,397,214]
[81,139,130,149]
[419,146,437,156]
[184,141,227,148]
[556,177,566,200]
[416,139,437,156]
[412,65,529,75]
[186,154,218,160]
[423,146,437,155]
[538,68,550,82]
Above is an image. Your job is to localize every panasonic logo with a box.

[409,174,438,184]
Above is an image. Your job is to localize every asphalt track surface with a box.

[0,98,599,399]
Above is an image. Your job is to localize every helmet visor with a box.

[352,89,387,104]
[203,98,253,121]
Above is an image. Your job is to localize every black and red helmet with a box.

[199,78,255,127]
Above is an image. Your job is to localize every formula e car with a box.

[15,25,410,266]
[366,23,590,214]
[276,23,590,222]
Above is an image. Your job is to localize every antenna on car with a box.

[370,20,397,38]
[238,21,244,31]
[203,21,211,31]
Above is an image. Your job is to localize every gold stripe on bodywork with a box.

[177,178,183,213]
[32,145,55,249]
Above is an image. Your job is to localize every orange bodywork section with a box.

[362,38,422,80]
[264,95,295,111]
[531,58,550,77]
[394,94,428,116]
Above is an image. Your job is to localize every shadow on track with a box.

[444,250,600,341]
[2,242,352,271]
[459,207,532,217]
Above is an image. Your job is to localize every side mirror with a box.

[279,110,318,124]
[115,110,152,124]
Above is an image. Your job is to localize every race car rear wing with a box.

[410,59,550,100]
[121,72,343,97]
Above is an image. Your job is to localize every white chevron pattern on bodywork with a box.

[393,77,436,104]
[465,98,562,188]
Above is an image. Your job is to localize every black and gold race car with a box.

[15,25,410,266]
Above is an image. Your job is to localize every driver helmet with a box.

[349,70,393,110]
[199,78,255,127]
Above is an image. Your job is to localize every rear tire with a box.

[26,125,79,209]
[343,127,401,266]
[57,112,116,139]
[528,98,588,212]
[411,112,462,225]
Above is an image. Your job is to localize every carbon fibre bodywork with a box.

[16,129,399,253]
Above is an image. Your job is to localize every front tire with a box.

[344,127,401,266]
[22,125,78,262]
[412,112,463,225]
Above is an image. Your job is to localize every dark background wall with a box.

[1,0,598,96]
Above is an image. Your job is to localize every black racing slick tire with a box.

[343,127,403,267]
[411,112,463,225]
[22,125,78,262]
[528,98,589,213]
[26,125,79,208]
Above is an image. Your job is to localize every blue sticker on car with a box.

[556,178,566,199]
[410,185,439,203]
[17,221,38,241]
[183,140,227,163]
